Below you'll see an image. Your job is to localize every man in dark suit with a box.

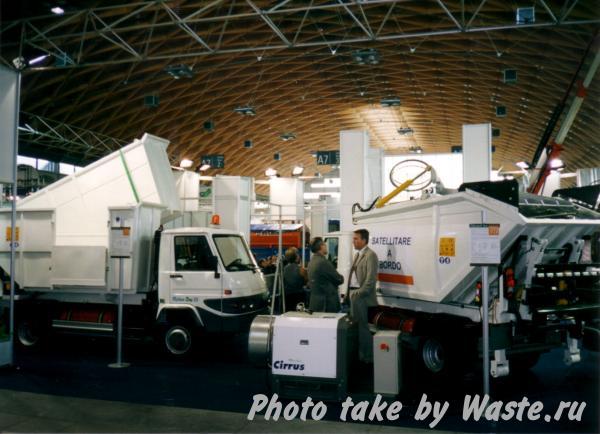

[307,238,344,313]
[347,229,379,363]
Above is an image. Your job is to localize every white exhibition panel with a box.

[383,153,464,202]
[16,133,178,247]
[462,123,492,183]
[269,177,304,220]
[339,130,382,231]
[212,175,252,241]
[174,170,200,212]
[0,66,18,184]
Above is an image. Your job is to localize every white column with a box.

[340,130,382,232]
[462,124,492,183]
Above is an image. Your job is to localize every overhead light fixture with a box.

[292,166,304,176]
[51,6,65,14]
[234,106,256,116]
[265,168,278,177]
[180,158,193,169]
[549,158,564,170]
[380,96,401,107]
[199,164,211,171]
[408,146,423,154]
[352,48,380,65]
[516,161,530,170]
[516,6,535,25]
[164,64,194,79]
[280,132,296,141]
[397,127,414,136]
[28,54,49,66]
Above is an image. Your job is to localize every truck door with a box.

[169,235,222,309]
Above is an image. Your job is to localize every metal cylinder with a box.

[247,315,274,366]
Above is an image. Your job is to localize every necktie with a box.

[349,252,360,289]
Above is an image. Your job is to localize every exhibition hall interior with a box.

[0,1,599,433]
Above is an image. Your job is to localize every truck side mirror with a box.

[209,255,220,278]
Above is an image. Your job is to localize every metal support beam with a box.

[246,0,292,46]
[162,3,213,52]
[436,0,463,30]
[338,0,374,39]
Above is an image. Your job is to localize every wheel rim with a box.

[17,321,40,347]
[165,326,192,355]
[422,339,445,373]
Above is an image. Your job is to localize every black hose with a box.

[352,196,380,214]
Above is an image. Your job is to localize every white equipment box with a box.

[272,312,346,379]
[270,311,354,400]
[373,330,402,395]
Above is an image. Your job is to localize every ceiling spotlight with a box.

[234,106,256,116]
[199,164,211,171]
[28,54,49,66]
[51,6,65,14]
[164,64,194,79]
[180,158,193,169]
[280,132,296,141]
[409,146,423,154]
[515,161,530,170]
[397,127,414,136]
[292,166,304,176]
[265,168,278,177]
[380,96,401,107]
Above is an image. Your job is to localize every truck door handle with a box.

[170,274,183,279]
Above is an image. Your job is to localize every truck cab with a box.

[156,227,269,355]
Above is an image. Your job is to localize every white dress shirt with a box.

[349,246,368,288]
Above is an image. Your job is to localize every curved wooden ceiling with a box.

[2,0,599,184]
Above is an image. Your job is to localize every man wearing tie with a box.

[347,229,379,364]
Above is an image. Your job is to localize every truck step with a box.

[52,320,114,333]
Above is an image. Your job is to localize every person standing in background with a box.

[307,238,344,313]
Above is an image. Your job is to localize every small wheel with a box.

[16,318,43,349]
[164,324,193,356]
[422,338,445,373]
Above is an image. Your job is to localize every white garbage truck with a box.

[1,134,268,356]
[249,180,600,387]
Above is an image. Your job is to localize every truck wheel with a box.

[163,324,193,356]
[16,317,44,350]
[421,338,446,373]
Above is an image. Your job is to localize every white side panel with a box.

[462,124,492,183]
[0,209,54,289]
[355,192,524,303]
[50,246,107,288]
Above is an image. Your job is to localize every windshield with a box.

[212,235,257,272]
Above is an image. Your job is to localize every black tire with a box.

[15,316,46,352]
[161,323,195,357]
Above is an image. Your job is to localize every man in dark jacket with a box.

[307,238,344,312]
[283,247,307,310]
